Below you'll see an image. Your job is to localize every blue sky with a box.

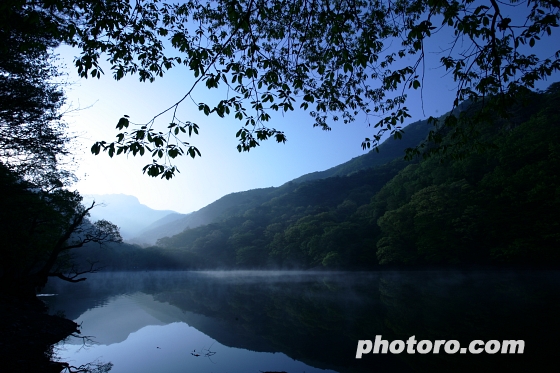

[61,48,447,214]
[58,5,560,214]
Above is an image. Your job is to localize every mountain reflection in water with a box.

[43,270,560,373]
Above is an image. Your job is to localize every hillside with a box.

[73,84,560,270]
[149,84,560,269]
[134,118,434,244]
[128,212,188,245]
[291,117,432,183]
[131,187,286,245]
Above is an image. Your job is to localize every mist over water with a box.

[43,270,560,373]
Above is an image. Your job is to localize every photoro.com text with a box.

[356,335,525,357]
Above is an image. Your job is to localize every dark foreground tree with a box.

[0,2,72,186]
[0,5,118,371]
[0,3,122,298]
[0,164,121,298]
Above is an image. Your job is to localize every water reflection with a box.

[44,270,560,373]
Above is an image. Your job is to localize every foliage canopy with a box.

[0,164,122,297]
[3,0,559,178]
[0,1,73,186]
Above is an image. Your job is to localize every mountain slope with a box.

[129,212,189,245]
[290,117,431,183]
[133,187,287,245]
[154,85,560,268]
[135,119,433,244]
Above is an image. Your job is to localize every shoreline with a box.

[0,295,78,372]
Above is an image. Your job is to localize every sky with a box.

[57,5,560,214]
[58,51,445,214]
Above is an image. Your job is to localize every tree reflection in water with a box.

[45,270,560,373]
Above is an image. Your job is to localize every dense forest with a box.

[74,83,560,270]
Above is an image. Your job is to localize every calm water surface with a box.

[43,270,560,373]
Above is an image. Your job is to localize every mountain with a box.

[129,212,190,246]
[132,118,434,244]
[75,84,560,269]
[150,85,560,268]
[290,117,433,183]
[130,187,285,245]
[82,194,185,240]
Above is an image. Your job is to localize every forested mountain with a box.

[153,158,409,268]
[76,84,560,270]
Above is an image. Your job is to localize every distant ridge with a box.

[131,187,281,245]
[291,117,431,183]
[83,194,184,240]
[129,212,189,246]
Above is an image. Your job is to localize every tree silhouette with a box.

[2,1,558,178]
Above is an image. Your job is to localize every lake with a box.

[42,270,560,372]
